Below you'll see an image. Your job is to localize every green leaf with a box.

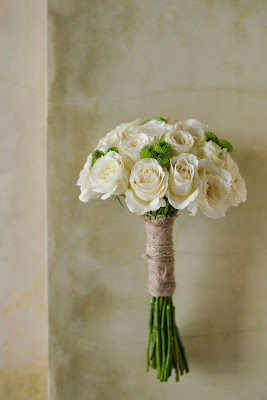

[115,196,124,207]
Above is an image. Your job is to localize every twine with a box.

[143,216,176,297]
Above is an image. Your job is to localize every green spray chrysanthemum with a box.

[92,149,104,166]
[157,153,170,166]
[140,145,158,159]
[153,140,172,155]
[106,147,118,153]
[204,131,219,143]
[92,149,104,158]
[218,139,233,152]
[154,117,168,123]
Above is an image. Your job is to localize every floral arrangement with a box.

[77,117,247,382]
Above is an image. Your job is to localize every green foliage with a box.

[92,149,104,166]
[106,147,118,153]
[157,153,170,166]
[115,195,124,207]
[144,119,151,123]
[154,117,168,123]
[218,139,233,152]
[153,141,172,155]
[145,197,178,218]
[204,132,233,152]
[204,131,219,143]
[140,145,158,159]
[92,149,104,158]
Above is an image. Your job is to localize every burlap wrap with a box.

[143,216,176,297]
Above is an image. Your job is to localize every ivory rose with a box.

[182,118,208,138]
[191,139,225,168]
[188,159,232,219]
[167,154,200,210]
[89,151,130,199]
[166,117,179,124]
[224,153,247,206]
[76,154,102,202]
[97,119,142,151]
[129,119,174,140]
[164,129,194,155]
[125,158,169,215]
[118,133,154,169]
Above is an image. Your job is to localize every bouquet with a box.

[77,117,247,382]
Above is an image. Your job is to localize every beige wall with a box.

[48,1,267,399]
[0,1,47,399]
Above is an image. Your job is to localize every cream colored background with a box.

[0,1,47,399]
[47,1,267,399]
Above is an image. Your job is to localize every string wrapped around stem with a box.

[143,215,189,382]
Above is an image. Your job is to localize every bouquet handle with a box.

[143,216,189,382]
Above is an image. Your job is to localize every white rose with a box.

[90,151,130,200]
[97,119,142,151]
[129,119,174,141]
[225,153,247,206]
[191,139,225,168]
[182,118,208,138]
[167,154,200,210]
[166,117,179,124]
[188,159,232,219]
[164,129,194,155]
[118,133,154,169]
[97,130,121,151]
[125,158,169,215]
[77,155,102,202]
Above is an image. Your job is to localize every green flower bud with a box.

[106,147,118,153]
[154,117,168,123]
[140,145,158,159]
[153,140,172,154]
[91,149,104,166]
[218,139,233,152]
[157,153,170,166]
[204,131,219,143]
[92,149,104,159]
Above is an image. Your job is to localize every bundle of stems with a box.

[146,295,189,382]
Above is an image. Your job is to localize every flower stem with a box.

[160,297,167,381]
[151,299,157,369]
[164,298,172,380]
[164,199,169,215]
[176,326,189,373]
[146,295,154,372]
[155,298,161,379]
[171,300,180,381]
[146,295,189,381]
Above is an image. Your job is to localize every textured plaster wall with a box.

[0,1,47,399]
[48,1,267,399]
